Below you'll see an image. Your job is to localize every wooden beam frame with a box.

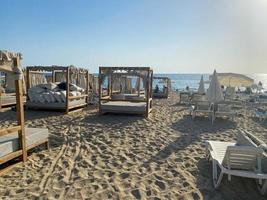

[152,76,171,98]
[0,57,27,173]
[26,65,90,113]
[0,53,50,176]
[98,66,153,117]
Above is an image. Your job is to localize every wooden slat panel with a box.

[15,80,27,162]
[0,125,21,137]
[0,162,22,176]
[68,95,88,100]
[100,98,147,102]
[0,150,23,165]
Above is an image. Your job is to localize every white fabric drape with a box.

[207,70,223,103]
[198,75,205,94]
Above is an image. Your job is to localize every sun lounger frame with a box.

[192,101,214,123]
[214,103,237,122]
[206,139,267,195]
[179,92,190,104]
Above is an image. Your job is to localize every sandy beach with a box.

[0,92,266,199]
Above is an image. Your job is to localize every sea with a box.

[155,74,267,91]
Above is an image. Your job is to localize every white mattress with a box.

[101,101,147,113]
[26,98,86,109]
[0,128,49,158]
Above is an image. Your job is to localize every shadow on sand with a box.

[81,112,143,127]
[196,158,266,200]
[143,115,237,166]
[252,117,267,129]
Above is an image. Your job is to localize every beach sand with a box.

[0,92,266,199]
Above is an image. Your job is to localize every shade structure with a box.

[207,70,224,103]
[212,73,254,87]
[0,50,23,79]
[198,75,205,94]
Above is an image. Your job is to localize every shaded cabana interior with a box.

[98,67,153,117]
[153,76,171,98]
[26,66,90,113]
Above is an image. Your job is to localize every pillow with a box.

[29,86,45,94]
[37,94,46,103]
[54,92,62,102]
[43,93,51,103]
[38,83,57,90]
[60,91,66,102]
[48,92,56,103]
[70,84,85,92]
[218,104,231,112]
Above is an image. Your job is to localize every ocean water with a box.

[155,74,267,91]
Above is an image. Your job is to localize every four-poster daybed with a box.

[98,67,153,117]
[0,51,26,111]
[0,51,49,176]
[153,76,171,98]
[26,66,90,114]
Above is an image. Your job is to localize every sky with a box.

[1,0,267,74]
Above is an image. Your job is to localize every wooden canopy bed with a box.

[153,76,171,98]
[0,51,26,111]
[26,66,90,114]
[0,51,49,176]
[99,67,153,117]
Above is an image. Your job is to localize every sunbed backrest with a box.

[217,104,231,112]
[223,146,263,171]
[192,94,206,102]
[197,102,210,110]
[180,94,189,101]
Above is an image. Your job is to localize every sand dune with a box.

[0,93,266,199]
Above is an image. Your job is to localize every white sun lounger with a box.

[192,102,214,123]
[214,104,237,122]
[206,132,267,194]
[180,92,190,104]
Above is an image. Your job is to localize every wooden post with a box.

[110,73,113,96]
[137,76,141,96]
[98,68,102,114]
[26,67,30,100]
[150,70,153,98]
[0,87,2,111]
[108,73,111,96]
[52,70,55,83]
[86,70,89,104]
[15,79,27,162]
[145,69,150,117]
[14,59,26,162]
[77,70,80,86]
[66,67,70,114]
[13,56,26,162]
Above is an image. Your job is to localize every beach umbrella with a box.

[207,70,224,103]
[211,73,254,87]
[198,75,205,94]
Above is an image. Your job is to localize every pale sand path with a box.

[0,93,266,199]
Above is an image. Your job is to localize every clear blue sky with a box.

[1,0,267,73]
